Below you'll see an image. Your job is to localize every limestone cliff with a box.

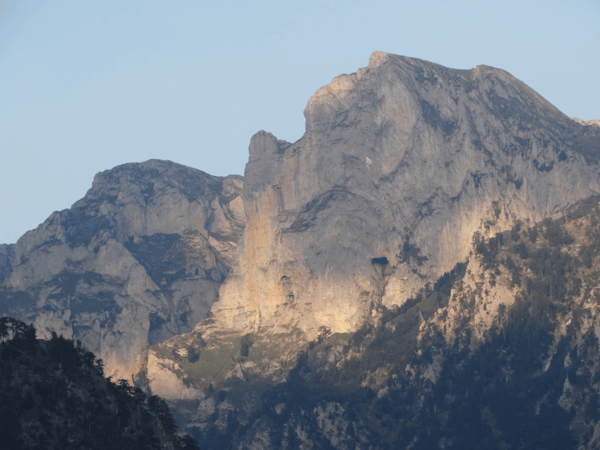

[207,51,600,340]
[4,50,600,448]
[0,160,244,379]
[164,196,600,449]
[146,52,600,429]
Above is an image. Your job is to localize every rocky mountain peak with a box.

[84,159,226,205]
[1,159,245,380]
[141,55,600,446]
[203,52,600,343]
[572,117,600,127]
[368,50,389,68]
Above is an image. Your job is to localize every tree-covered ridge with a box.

[188,200,600,449]
[0,317,200,450]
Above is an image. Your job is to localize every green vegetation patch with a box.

[178,336,241,383]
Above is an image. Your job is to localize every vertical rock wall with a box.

[0,160,245,379]
[209,52,600,340]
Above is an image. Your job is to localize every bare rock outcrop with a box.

[207,51,600,340]
[572,117,600,128]
[0,159,245,379]
[146,54,600,425]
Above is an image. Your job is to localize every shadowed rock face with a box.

[0,159,245,379]
[208,51,600,339]
[0,244,14,283]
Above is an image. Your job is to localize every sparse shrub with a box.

[317,326,332,344]
[510,221,522,241]
[542,219,574,246]
[579,245,593,268]
[514,242,529,259]
[504,256,522,288]
[240,334,253,357]
[186,345,200,363]
[529,227,538,243]
[489,272,496,287]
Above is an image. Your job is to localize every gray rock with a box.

[208,51,600,341]
[0,159,245,379]
[147,53,600,426]
[0,244,14,283]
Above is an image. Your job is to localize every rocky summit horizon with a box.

[2,51,600,448]
[204,50,600,339]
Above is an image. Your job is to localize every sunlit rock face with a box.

[0,160,245,379]
[4,51,600,416]
[208,51,600,340]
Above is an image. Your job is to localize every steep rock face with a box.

[0,160,245,379]
[0,244,14,283]
[182,204,600,449]
[146,53,600,435]
[209,51,600,339]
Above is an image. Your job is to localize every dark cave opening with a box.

[371,256,389,266]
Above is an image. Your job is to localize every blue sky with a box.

[1,0,599,244]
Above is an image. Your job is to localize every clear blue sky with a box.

[1,0,599,244]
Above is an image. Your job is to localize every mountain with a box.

[0,317,198,450]
[0,159,244,380]
[183,203,600,449]
[3,51,600,449]
[145,52,600,429]
[207,51,600,338]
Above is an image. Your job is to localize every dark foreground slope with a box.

[0,318,199,450]
[185,199,600,449]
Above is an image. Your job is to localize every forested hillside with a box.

[0,317,199,450]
